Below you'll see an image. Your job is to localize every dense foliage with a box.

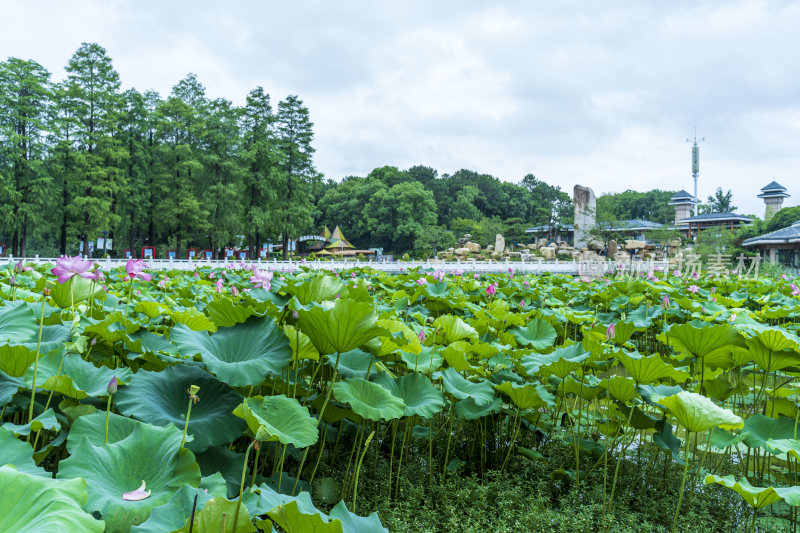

[2,258,800,531]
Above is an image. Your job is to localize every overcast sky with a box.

[2,0,799,216]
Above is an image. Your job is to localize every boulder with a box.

[540,246,556,259]
[465,242,481,253]
[527,243,538,250]
[490,251,500,259]
[587,238,604,252]
[537,237,549,247]
[454,247,470,256]
[668,239,682,248]
[614,251,631,262]
[607,240,618,257]
[548,242,557,248]
[486,245,494,252]
[447,247,455,253]
[495,234,506,254]
[624,239,647,251]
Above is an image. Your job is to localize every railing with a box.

[1,255,672,276]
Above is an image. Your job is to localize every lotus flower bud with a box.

[292,310,299,320]
[418,329,426,342]
[606,323,616,341]
[9,276,16,287]
[107,376,118,395]
[661,294,670,309]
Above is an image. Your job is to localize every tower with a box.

[757,181,789,221]
[686,130,704,216]
[670,190,698,224]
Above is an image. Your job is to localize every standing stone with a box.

[607,239,618,258]
[495,234,506,254]
[573,185,596,250]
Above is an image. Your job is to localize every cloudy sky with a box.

[2,0,799,215]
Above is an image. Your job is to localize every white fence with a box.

[2,255,672,276]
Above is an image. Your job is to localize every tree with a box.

[413,225,456,258]
[700,187,736,214]
[365,181,437,251]
[0,57,51,256]
[241,87,279,256]
[62,43,127,256]
[451,185,482,221]
[274,95,317,259]
[317,176,386,248]
[765,205,800,232]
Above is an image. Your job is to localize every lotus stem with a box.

[27,295,47,443]
[291,446,310,496]
[671,432,692,533]
[104,393,113,443]
[181,385,200,449]
[232,440,255,532]
[123,278,134,320]
[395,421,410,499]
[34,350,71,450]
[249,443,261,487]
[352,430,375,514]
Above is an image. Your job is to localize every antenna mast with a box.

[686,128,705,215]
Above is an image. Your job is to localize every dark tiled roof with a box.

[760,181,787,192]
[676,212,753,223]
[526,224,574,233]
[670,190,696,203]
[598,219,664,231]
[742,219,800,246]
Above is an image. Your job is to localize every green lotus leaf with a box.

[243,482,321,517]
[704,474,783,508]
[520,342,587,378]
[400,345,443,373]
[653,418,682,454]
[0,465,105,533]
[205,297,256,328]
[234,395,319,448]
[171,307,218,332]
[58,422,201,532]
[328,349,373,379]
[23,350,132,399]
[0,321,70,376]
[268,499,342,533]
[373,372,444,418]
[455,397,502,420]
[628,304,662,329]
[495,381,555,409]
[175,496,257,532]
[510,318,557,351]
[115,365,246,452]
[0,427,46,476]
[134,300,169,318]
[49,275,101,307]
[286,275,344,306]
[129,485,218,533]
[537,349,589,379]
[766,438,800,460]
[84,311,141,344]
[67,410,144,452]
[434,367,496,405]
[2,407,60,436]
[371,319,418,358]
[441,341,473,372]
[741,414,796,450]
[432,315,479,344]
[333,378,406,422]
[298,299,386,356]
[660,323,744,362]
[744,336,800,372]
[746,324,800,352]
[171,317,291,387]
[329,501,389,533]
[600,376,637,402]
[0,369,23,406]
[613,349,690,385]
[284,325,320,361]
[658,391,743,433]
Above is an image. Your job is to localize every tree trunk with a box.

[282,231,289,260]
[20,222,27,257]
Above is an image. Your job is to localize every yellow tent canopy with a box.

[326,226,355,250]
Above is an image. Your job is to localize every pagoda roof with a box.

[325,226,355,250]
[757,180,790,198]
[670,190,697,204]
[743,219,800,246]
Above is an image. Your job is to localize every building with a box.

[525,219,664,245]
[742,219,800,266]
[757,181,790,221]
[669,190,698,225]
[674,212,753,240]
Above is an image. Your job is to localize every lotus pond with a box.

[2,259,800,532]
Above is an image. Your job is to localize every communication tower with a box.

[686,129,704,215]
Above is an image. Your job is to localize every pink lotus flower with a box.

[124,259,152,282]
[661,294,670,309]
[523,280,530,288]
[606,323,616,341]
[249,269,273,289]
[122,480,151,501]
[790,284,800,297]
[215,278,223,293]
[672,269,681,277]
[232,286,239,296]
[418,329,426,342]
[486,283,497,296]
[51,255,93,284]
[518,299,525,310]
[14,260,32,273]
[416,277,428,286]
[107,376,118,395]
[432,270,445,282]
[688,285,699,293]
[473,273,480,279]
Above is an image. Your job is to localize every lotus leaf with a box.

[329,501,389,533]
[205,297,255,327]
[704,474,784,508]
[129,485,218,532]
[268,500,342,533]
[658,391,743,433]
[115,365,246,452]
[614,349,690,384]
[171,317,291,387]
[333,378,405,422]
[0,427,45,476]
[373,372,445,418]
[432,315,479,344]
[58,422,201,532]
[510,318,557,351]
[741,414,796,450]
[234,395,319,448]
[495,381,554,409]
[0,465,105,532]
[2,407,60,436]
[434,367,496,405]
[400,345,443,373]
[298,299,386,355]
